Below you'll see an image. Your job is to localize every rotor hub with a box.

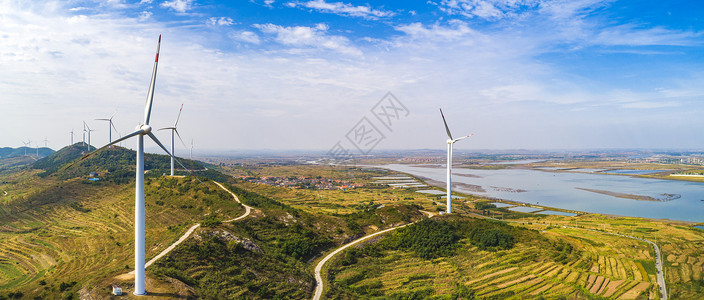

[138,124,152,134]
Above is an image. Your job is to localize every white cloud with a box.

[394,20,475,41]
[438,0,540,20]
[161,0,193,13]
[2,0,704,151]
[230,31,261,44]
[138,10,152,21]
[287,0,394,19]
[207,17,234,26]
[254,23,362,55]
[593,25,701,47]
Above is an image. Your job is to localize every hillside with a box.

[0,174,245,299]
[0,156,36,173]
[0,159,702,298]
[148,181,424,299]
[0,147,54,159]
[33,144,205,181]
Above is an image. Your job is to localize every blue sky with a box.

[2,0,704,153]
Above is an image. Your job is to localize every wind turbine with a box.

[158,103,187,176]
[44,137,48,147]
[96,111,120,146]
[84,121,95,152]
[190,139,193,160]
[440,108,473,214]
[22,140,30,156]
[70,129,74,145]
[77,35,196,296]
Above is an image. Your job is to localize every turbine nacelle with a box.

[137,124,153,134]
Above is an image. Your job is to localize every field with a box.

[0,172,243,298]
[324,216,665,299]
[1,155,703,298]
[212,160,704,299]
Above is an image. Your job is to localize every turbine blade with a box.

[148,132,202,183]
[148,132,171,157]
[157,127,176,131]
[143,34,161,125]
[95,118,110,121]
[440,108,453,140]
[454,134,474,142]
[110,122,121,136]
[61,129,143,171]
[174,103,183,127]
[84,129,142,158]
[174,129,187,148]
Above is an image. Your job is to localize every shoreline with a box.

[378,166,699,225]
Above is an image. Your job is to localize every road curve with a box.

[569,228,667,300]
[313,224,411,300]
[214,181,253,222]
[128,181,251,275]
[636,237,667,300]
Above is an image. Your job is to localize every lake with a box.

[383,164,704,222]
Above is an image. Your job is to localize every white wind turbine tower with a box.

[440,108,473,214]
[44,137,48,147]
[158,103,187,176]
[96,111,121,148]
[22,140,30,156]
[84,121,95,152]
[78,35,195,296]
[70,129,74,145]
[190,139,193,160]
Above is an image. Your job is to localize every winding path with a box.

[127,181,252,275]
[313,211,434,300]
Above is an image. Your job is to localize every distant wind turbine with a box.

[22,140,30,156]
[44,137,48,147]
[440,108,473,214]
[70,129,74,145]
[96,111,121,146]
[78,35,197,296]
[84,121,95,152]
[158,103,187,176]
[190,139,193,160]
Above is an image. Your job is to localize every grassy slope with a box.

[0,172,243,298]
[1,158,702,299]
[216,162,704,299]
[149,180,425,299]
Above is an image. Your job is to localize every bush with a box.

[385,219,460,259]
[202,216,222,228]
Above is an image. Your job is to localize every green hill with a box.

[32,144,205,182]
[0,147,54,159]
[0,156,37,173]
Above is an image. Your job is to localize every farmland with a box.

[0,154,703,298]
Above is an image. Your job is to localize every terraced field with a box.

[529,214,704,299]
[0,176,244,297]
[327,219,661,299]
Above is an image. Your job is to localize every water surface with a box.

[384,164,704,222]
